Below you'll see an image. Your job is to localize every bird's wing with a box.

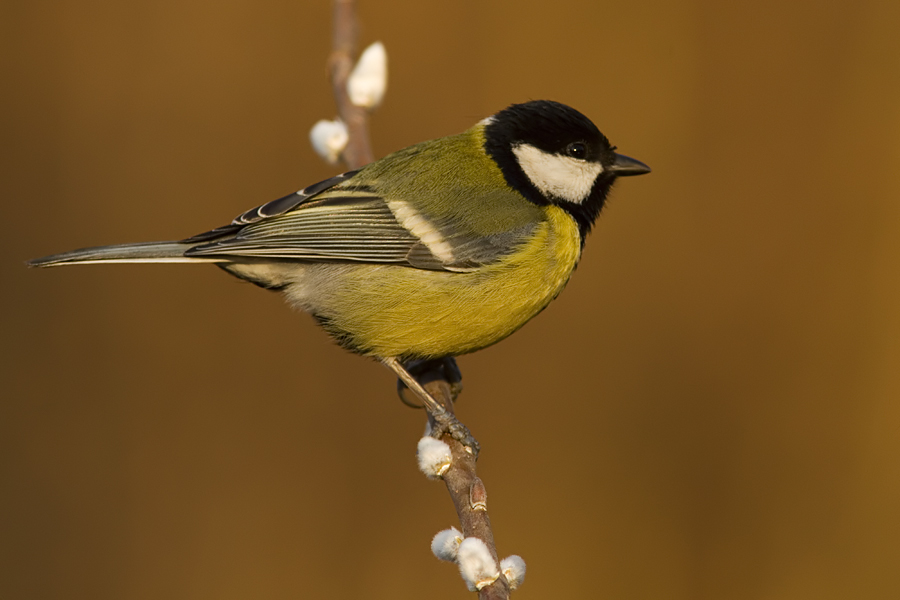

[180,170,361,244]
[183,178,534,272]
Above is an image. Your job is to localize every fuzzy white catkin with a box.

[347,41,387,109]
[417,436,452,479]
[500,555,526,590]
[457,538,500,591]
[309,119,348,164]
[431,527,463,562]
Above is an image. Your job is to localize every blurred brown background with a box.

[3,0,900,598]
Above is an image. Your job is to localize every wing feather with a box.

[231,170,360,225]
[182,171,534,271]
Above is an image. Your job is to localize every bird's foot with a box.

[382,356,478,458]
[430,411,480,458]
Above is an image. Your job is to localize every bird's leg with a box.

[395,357,463,408]
[382,357,479,457]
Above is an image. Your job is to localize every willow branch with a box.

[327,3,509,597]
[420,372,512,599]
[329,0,374,169]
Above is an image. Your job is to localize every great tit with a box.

[30,100,650,422]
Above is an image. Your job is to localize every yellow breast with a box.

[292,205,582,359]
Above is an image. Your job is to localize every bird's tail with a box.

[27,241,225,267]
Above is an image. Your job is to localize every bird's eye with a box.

[565,142,587,159]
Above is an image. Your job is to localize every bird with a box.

[29,100,650,447]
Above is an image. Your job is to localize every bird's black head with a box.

[483,100,650,238]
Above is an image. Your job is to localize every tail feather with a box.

[28,241,225,267]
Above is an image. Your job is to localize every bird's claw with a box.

[430,412,480,458]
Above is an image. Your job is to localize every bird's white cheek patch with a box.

[512,144,603,204]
